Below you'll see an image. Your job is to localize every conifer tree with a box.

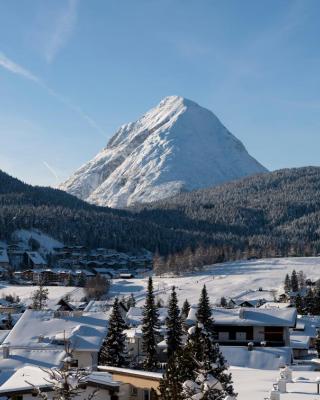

[142,277,160,371]
[220,296,227,308]
[315,330,320,358]
[295,293,304,315]
[284,274,291,294]
[31,281,49,310]
[99,297,128,367]
[304,288,315,315]
[67,274,75,287]
[166,286,183,354]
[313,281,320,315]
[181,299,191,320]
[196,285,214,332]
[159,349,195,400]
[185,323,235,397]
[291,270,299,292]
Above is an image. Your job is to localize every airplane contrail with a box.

[0,51,106,137]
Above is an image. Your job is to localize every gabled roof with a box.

[0,366,119,395]
[187,306,297,327]
[2,310,108,352]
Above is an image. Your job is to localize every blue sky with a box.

[1,0,320,186]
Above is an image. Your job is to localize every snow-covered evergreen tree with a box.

[291,270,299,292]
[315,329,320,358]
[284,274,291,294]
[295,293,304,314]
[159,349,195,400]
[313,281,320,315]
[182,360,227,400]
[304,288,315,314]
[142,277,160,371]
[26,341,97,400]
[181,298,191,332]
[185,324,235,397]
[99,297,128,367]
[196,285,214,332]
[166,286,183,354]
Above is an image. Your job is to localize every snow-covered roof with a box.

[221,346,292,370]
[0,366,119,395]
[0,348,65,370]
[123,326,143,339]
[99,366,163,380]
[84,300,111,312]
[290,334,311,349]
[289,315,320,350]
[0,249,9,264]
[230,367,320,400]
[126,307,143,325]
[93,267,115,275]
[126,306,167,326]
[85,371,119,388]
[187,306,297,327]
[25,251,46,265]
[0,366,51,393]
[2,310,108,352]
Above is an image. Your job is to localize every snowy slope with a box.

[60,96,267,208]
[110,257,320,306]
[12,229,63,254]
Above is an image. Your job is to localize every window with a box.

[218,331,229,341]
[264,327,283,342]
[144,389,150,400]
[236,332,247,341]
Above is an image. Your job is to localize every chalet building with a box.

[228,298,266,308]
[0,367,121,400]
[187,306,297,347]
[0,309,108,370]
[290,315,320,359]
[99,366,161,400]
[0,366,161,400]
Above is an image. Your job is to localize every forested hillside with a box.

[0,170,191,253]
[2,168,320,266]
[131,167,320,270]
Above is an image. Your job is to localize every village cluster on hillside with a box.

[0,239,152,286]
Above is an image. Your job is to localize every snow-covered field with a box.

[0,284,85,306]
[111,257,320,305]
[2,257,320,308]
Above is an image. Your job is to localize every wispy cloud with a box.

[0,52,40,83]
[43,161,59,183]
[0,50,105,137]
[44,0,79,63]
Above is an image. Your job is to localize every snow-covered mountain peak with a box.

[60,96,267,208]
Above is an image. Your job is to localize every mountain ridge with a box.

[60,96,267,208]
